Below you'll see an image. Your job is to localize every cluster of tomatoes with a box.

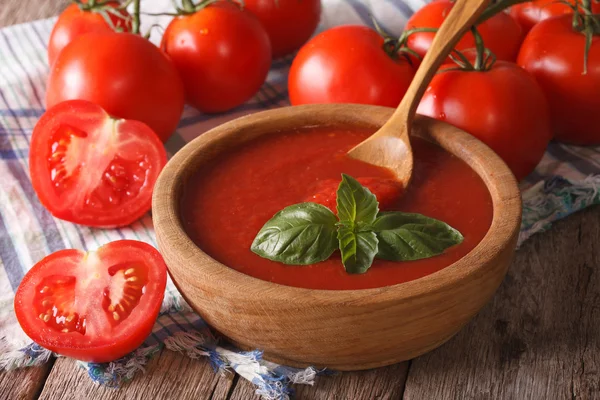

[289,0,600,181]
[18,0,321,364]
[17,0,600,364]
[36,0,321,229]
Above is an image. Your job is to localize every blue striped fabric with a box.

[1,1,599,399]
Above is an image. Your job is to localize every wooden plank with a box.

[38,349,235,400]
[228,362,409,399]
[0,362,54,400]
[0,0,67,26]
[403,206,600,399]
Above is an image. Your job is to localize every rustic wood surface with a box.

[2,1,599,400]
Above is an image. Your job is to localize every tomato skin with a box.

[46,32,184,142]
[417,61,551,181]
[406,0,523,62]
[518,15,600,145]
[241,0,321,58]
[30,100,167,227]
[161,3,271,113]
[288,25,415,107]
[15,240,167,363]
[510,0,600,33]
[48,2,130,66]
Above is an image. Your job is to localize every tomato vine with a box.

[570,0,600,73]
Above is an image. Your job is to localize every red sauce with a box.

[181,128,493,290]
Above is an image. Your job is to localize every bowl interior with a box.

[152,104,522,305]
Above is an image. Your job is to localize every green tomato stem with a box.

[181,0,195,12]
[132,0,141,34]
[472,26,484,70]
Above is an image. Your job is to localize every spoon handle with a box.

[387,0,491,128]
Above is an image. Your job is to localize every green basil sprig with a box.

[251,174,464,274]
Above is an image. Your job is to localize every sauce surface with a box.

[181,128,493,290]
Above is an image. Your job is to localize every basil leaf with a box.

[251,203,338,265]
[338,225,378,274]
[373,212,464,261]
[336,174,379,225]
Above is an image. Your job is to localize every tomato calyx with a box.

[72,0,132,33]
[371,17,433,66]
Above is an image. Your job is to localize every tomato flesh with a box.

[15,241,167,363]
[306,177,403,213]
[31,100,167,227]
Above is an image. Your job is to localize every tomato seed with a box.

[113,312,120,321]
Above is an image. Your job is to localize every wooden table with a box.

[2,2,599,399]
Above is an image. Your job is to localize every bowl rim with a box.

[152,104,522,306]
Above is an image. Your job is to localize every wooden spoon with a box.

[348,0,491,186]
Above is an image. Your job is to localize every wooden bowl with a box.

[152,104,522,370]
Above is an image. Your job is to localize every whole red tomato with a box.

[15,240,167,363]
[518,15,600,145]
[417,61,551,181]
[46,32,184,142]
[510,0,600,33]
[48,1,130,66]
[288,25,415,107]
[406,0,523,62]
[241,0,321,58]
[161,2,271,114]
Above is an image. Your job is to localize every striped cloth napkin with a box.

[1,1,599,399]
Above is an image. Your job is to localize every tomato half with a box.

[15,240,167,363]
[161,2,271,113]
[406,0,523,62]
[241,0,321,58]
[30,100,166,227]
[46,32,185,142]
[510,0,600,33]
[288,25,415,107]
[518,15,600,145]
[417,61,551,181]
[48,1,130,66]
